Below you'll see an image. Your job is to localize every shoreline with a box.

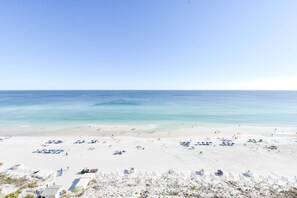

[1,123,297,137]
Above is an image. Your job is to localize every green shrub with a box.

[5,190,21,198]
[24,195,34,198]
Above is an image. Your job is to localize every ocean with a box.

[0,90,297,129]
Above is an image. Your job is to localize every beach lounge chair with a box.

[54,140,63,144]
[48,149,55,154]
[114,150,124,155]
[56,149,63,154]
[180,141,190,147]
[243,170,253,177]
[195,170,204,176]
[124,169,129,175]
[89,140,97,144]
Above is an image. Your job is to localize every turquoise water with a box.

[0,91,297,128]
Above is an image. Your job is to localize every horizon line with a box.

[0,89,297,91]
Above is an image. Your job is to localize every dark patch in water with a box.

[93,100,141,106]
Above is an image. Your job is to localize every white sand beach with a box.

[2,0,297,196]
[1,125,297,197]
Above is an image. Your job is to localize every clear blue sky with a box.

[0,0,297,90]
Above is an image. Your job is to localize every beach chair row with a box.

[180,140,234,147]
[47,140,64,144]
[195,141,213,146]
[74,139,98,144]
[36,149,64,154]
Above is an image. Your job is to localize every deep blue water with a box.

[0,90,297,127]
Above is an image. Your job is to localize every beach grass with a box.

[4,190,20,198]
